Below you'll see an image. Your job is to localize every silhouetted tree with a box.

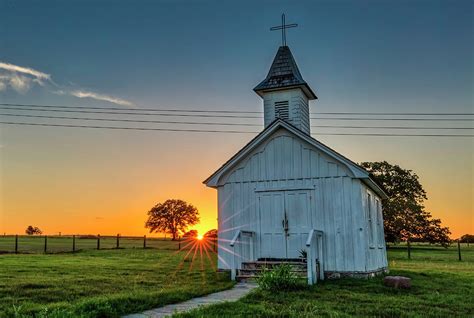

[361,161,451,247]
[460,234,474,244]
[183,229,198,239]
[25,226,42,235]
[145,199,199,240]
[204,229,217,238]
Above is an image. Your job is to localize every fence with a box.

[0,234,218,254]
[387,242,471,262]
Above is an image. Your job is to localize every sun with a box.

[197,234,203,240]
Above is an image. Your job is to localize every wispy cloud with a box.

[0,61,134,107]
[0,62,51,81]
[70,90,134,107]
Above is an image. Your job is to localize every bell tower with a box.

[253,15,317,134]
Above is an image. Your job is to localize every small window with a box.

[376,200,384,246]
[366,193,374,247]
[275,101,289,120]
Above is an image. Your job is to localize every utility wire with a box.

[1,106,473,121]
[0,103,261,114]
[0,113,261,126]
[1,113,472,130]
[1,103,472,116]
[1,121,473,137]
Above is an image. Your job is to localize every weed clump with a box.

[256,264,306,291]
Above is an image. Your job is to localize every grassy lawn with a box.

[0,248,232,317]
[178,245,474,318]
[1,244,472,317]
[0,236,186,253]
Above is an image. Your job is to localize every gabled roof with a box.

[203,119,387,199]
[253,46,317,100]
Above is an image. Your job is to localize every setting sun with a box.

[197,234,203,240]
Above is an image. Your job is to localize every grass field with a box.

[0,244,472,317]
[178,244,474,318]
[0,235,192,254]
[0,246,231,317]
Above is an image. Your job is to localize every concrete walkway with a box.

[123,283,256,318]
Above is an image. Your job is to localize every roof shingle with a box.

[253,46,317,99]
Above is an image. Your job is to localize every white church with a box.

[204,28,388,283]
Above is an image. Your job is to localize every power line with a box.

[1,121,473,137]
[1,113,472,130]
[0,107,262,118]
[0,103,262,114]
[1,103,472,116]
[0,121,257,133]
[1,106,473,121]
[0,113,261,126]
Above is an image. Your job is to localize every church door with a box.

[258,190,312,259]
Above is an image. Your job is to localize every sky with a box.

[0,0,472,238]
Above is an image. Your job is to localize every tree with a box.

[145,199,199,240]
[183,229,198,238]
[204,229,217,238]
[25,226,42,235]
[459,234,474,244]
[361,161,451,247]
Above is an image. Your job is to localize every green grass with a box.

[1,244,472,317]
[0,235,189,253]
[0,248,233,317]
[177,244,474,318]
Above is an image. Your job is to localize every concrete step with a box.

[241,261,307,271]
[238,269,307,277]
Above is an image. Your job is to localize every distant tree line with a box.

[459,234,473,244]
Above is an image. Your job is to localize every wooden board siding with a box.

[362,184,389,271]
[216,129,387,272]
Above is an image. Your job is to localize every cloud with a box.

[0,61,134,107]
[8,74,32,94]
[0,62,51,81]
[70,90,135,107]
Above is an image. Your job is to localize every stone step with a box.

[238,269,307,277]
[241,261,307,271]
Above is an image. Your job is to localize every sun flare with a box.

[197,234,203,240]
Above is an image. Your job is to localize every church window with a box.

[366,193,375,247]
[274,101,289,120]
[376,199,384,246]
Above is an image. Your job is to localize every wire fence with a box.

[0,234,217,254]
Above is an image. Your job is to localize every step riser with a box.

[241,263,306,271]
[238,270,307,277]
[237,261,308,281]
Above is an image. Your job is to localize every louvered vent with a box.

[275,101,289,120]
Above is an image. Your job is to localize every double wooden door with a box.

[258,190,312,259]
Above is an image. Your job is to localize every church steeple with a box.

[254,45,317,134]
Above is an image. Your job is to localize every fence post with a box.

[178,236,181,250]
[15,235,18,254]
[44,235,48,253]
[143,235,146,249]
[116,234,120,248]
[407,239,411,260]
[458,240,462,261]
[97,234,101,250]
[72,235,76,253]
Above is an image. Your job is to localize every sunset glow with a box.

[197,234,204,240]
[0,1,472,240]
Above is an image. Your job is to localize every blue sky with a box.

[1,0,471,112]
[0,0,472,237]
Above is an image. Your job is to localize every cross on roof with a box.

[270,13,298,46]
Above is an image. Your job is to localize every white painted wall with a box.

[216,128,387,274]
[263,88,310,134]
